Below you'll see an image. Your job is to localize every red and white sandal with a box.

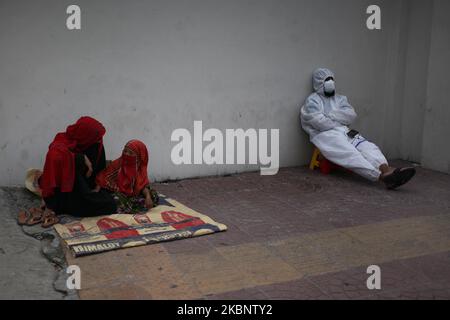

[17,207,44,226]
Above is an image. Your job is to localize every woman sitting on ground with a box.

[95,139,159,214]
[18,116,117,227]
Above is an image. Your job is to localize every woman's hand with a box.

[142,187,153,209]
[84,155,93,178]
[93,185,101,193]
[145,194,154,209]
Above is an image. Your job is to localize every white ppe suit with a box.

[300,68,388,181]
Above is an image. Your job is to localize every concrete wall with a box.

[399,0,433,163]
[0,0,447,186]
[421,0,450,173]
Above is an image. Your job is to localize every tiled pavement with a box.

[65,161,450,299]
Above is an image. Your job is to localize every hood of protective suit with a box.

[313,68,335,95]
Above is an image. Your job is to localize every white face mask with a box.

[323,79,335,94]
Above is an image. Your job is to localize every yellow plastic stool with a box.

[309,147,321,170]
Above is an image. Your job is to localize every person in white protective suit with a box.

[300,68,416,189]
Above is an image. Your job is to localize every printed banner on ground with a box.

[54,195,227,257]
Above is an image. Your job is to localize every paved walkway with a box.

[0,188,65,299]
[64,161,450,299]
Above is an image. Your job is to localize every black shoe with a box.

[383,167,416,190]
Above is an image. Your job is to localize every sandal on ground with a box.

[17,207,44,226]
[383,167,416,190]
[41,209,59,228]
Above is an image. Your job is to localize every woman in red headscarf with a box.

[19,117,117,227]
[95,140,158,214]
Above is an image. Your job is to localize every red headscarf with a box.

[39,117,106,197]
[96,140,150,196]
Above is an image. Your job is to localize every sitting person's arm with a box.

[328,95,357,126]
[142,185,153,209]
[301,95,341,132]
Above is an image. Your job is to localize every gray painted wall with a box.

[421,0,450,174]
[399,0,433,163]
[0,0,448,186]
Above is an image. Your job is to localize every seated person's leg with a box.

[78,190,117,217]
[73,153,117,216]
[46,154,117,217]
[353,135,416,189]
[44,189,73,215]
[352,136,391,178]
[313,130,381,181]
